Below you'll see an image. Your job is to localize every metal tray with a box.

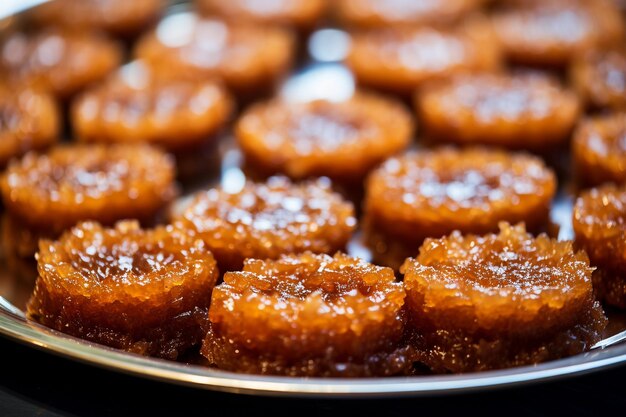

[1,3,626,398]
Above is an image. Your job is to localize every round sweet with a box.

[27,221,219,359]
[0,29,122,99]
[571,48,626,110]
[134,13,294,97]
[72,61,233,151]
[334,0,486,29]
[0,84,60,168]
[173,177,356,271]
[202,252,411,376]
[364,148,556,268]
[492,0,625,67]
[573,184,626,308]
[401,222,606,372]
[346,21,501,94]
[572,113,626,187]
[416,72,580,151]
[235,93,414,182]
[196,0,327,31]
[1,144,177,233]
[27,0,164,37]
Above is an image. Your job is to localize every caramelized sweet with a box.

[0,84,60,168]
[492,0,625,67]
[345,21,500,94]
[27,0,164,37]
[173,177,356,271]
[364,148,556,269]
[416,72,580,151]
[235,93,414,182]
[27,221,219,359]
[573,184,626,308]
[571,48,626,110]
[401,223,607,373]
[134,13,294,98]
[572,113,626,187]
[0,29,122,99]
[196,0,327,31]
[202,252,411,376]
[72,61,233,151]
[334,0,486,29]
[0,144,176,233]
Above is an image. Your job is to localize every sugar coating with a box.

[236,93,414,182]
[27,221,219,359]
[417,72,580,150]
[173,177,356,271]
[573,184,626,308]
[72,62,233,151]
[572,48,626,110]
[346,21,500,93]
[202,252,412,376]
[401,223,606,372]
[364,148,556,268]
[492,0,624,67]
[334,0,485,28]
[0,84,59,167]
[0,144,176,232]
[196,0,327,30]
[573,113,626,187]
[135,14,294,95]
[0,29,122,98]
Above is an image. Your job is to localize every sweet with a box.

[364,148,556,269]
[334,0,485,29]
[492,0,624,67]
[27,0,164,37]
[346,21,500,94]
[172,177,356,271]
[571,48,626,110]
[235,93,414,182]
[572,113,626,187]
[401,223,607,373]
[573,184,626,308]
[0,29,122,99]
[27,221,219,359]
[134,13,294,98]
[416,72,580,151]
[196,0,327,31]
[72,61,233,152]
[0,84,59,168]
[202,252,411,376]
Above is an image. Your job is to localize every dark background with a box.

[1,335,625,417]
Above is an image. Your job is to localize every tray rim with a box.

[2,303,626,398]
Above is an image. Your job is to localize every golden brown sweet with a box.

[173,177,356,271]
[572,113,626,187]
[235,93,414,182]
[0,144,177,234]
[196,0,327,31]
[401,223,607,373]
[573,184,626,308]
[492,0,625,67]
[27,0,164,37]
[72,61,233,151]
[416,72,580,151]
[0,84,60,168]
[334,0,486,29]
[27,221,219,359]
[364,148,556,269]
[202,252,412,376]
[346,21,500,94]
[0,29,122,99]
[571,48,626,110]
[134,13,294,98]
